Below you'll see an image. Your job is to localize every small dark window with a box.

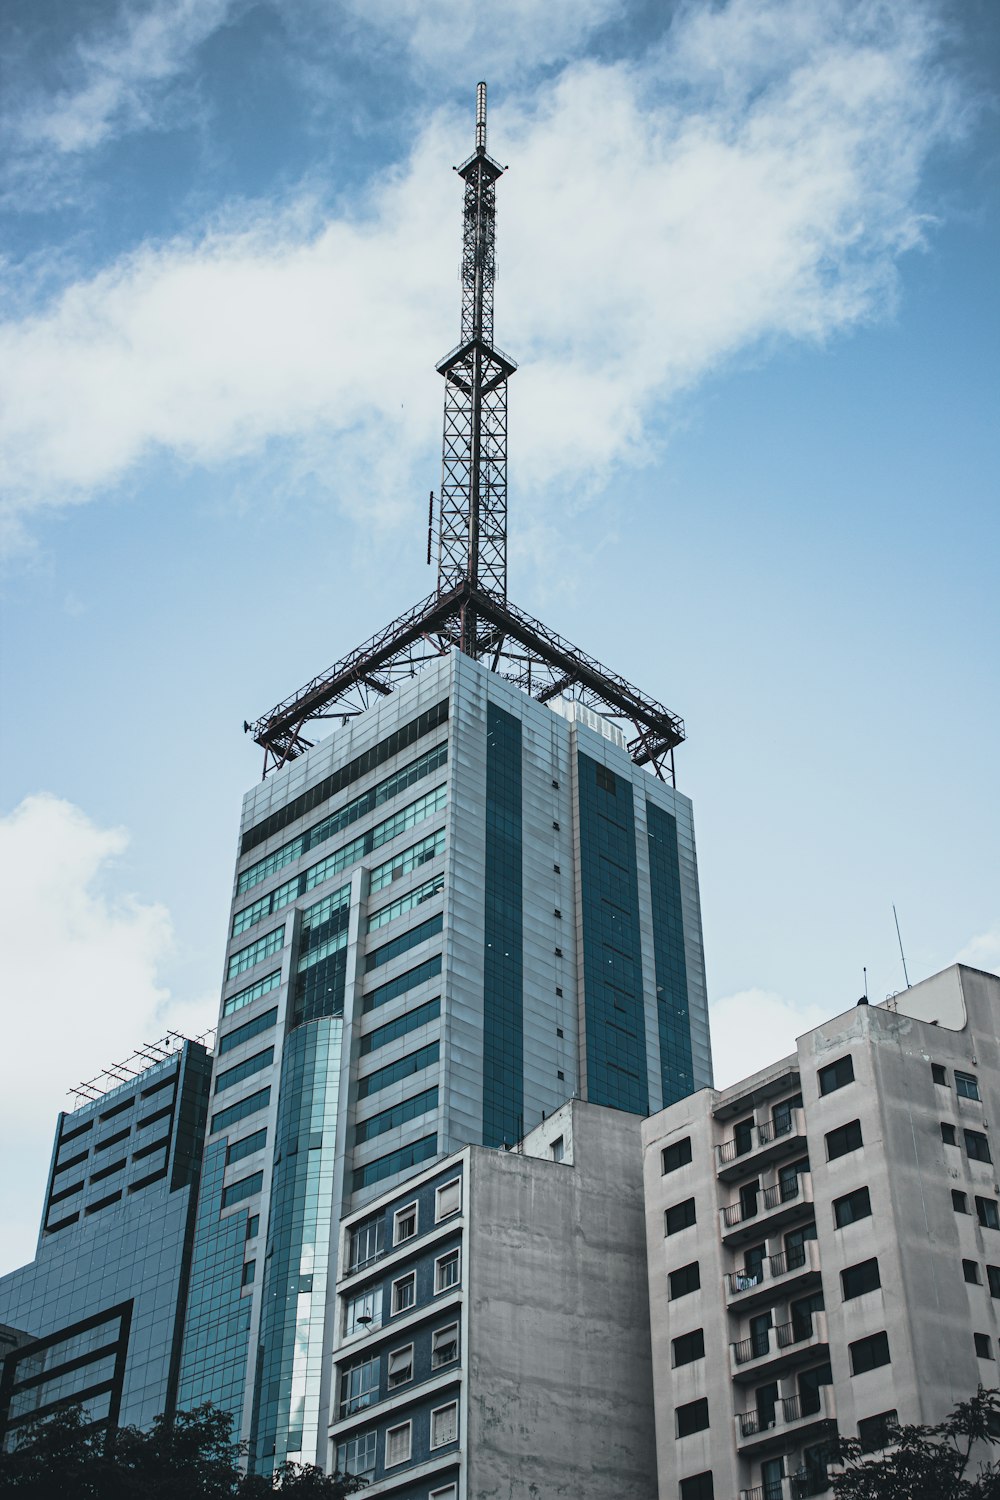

[858,1411,897,1452]
[988,1265,1000,1298]
[977,1197,1000,1230]
[554,908,562,918]
[557,1069,565,1081]
[957,1072,981,1101]
[596,764,617,794]
[976,1332,993,1359]
[669,1261,701,1300]
[964,1259,981,1284]
[826,1120,863,1161]
[246,1215,259,1240]
[834,1186,872,1228]
[819,1055,855,1096]
[552,821,560,831]
[679,1474,714,1500]
[551,779,559,789]
[554,947,563,958]
[733,1118,754,1156]
[850,1331,891,1375]
[941,1123,957,1146]
[242,1260,255,1286]
[672,1328,705,1367]
[553,863,560,873]
[676,1398,710,1437]
[663,1137,693,1174]
[556,1027,564,1038]
[953,1190,970,1214]
[932,1063,947,1086]
[966,1130,992,1163]
[666,1198,697,1236]
[555,987,563,997]
[842,1258,881,1300]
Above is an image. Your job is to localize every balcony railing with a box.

[722,1174,809,1229]
[718,1106,801,1165]
[726,1239,819,1297]
[737,1388,831,1440]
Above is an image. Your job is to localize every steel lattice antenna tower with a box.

[435,82,516,652]
[247,84,685,783]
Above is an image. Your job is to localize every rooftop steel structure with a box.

[247,83,685,781]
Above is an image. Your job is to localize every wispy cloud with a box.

[0,0,968,552]
[709,987,832,1089]
[0,795,214,1273]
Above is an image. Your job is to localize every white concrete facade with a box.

[642,963,1000,1500]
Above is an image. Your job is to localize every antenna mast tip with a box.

[476,81,487,151]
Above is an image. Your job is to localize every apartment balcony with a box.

[740,1476,831,1500]
[730,1311,829,1382]
[717,1108,807,1181]
[735,1385,837,1456]
[720,1174,814,1246]
[725,1239,822,1309]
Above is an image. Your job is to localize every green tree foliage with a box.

[829,1387,1000,1500]
[0,1403,366,1499]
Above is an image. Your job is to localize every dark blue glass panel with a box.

[646,801,694,1105]
[482,704,523,1147]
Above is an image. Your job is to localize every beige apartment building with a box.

[642,963,1000,1500]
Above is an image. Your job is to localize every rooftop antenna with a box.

[893,904,911,989]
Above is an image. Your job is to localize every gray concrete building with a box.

[0,1040,211,1448]
[642,962,1000,1500]
[328,1098,658,1500]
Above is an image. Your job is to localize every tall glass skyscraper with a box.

[180,650,711,1468]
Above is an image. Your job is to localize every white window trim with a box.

[430,1487,458,1500]
[429,1400,459,1449]
[434,1247,461,1295]
[435,1176,462,1222]
[390,1271,416,1315]
[384,1420,412,1468]
[344,1286,382,1338]
[431,1322,459,1368]
[386,1342,414,1388]
[393,1200,419,1246]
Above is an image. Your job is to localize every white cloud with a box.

[956,927,1000,975]
[709,987,831,1089]
[0,795,214,1274]
[0,0,966,550]
[11,0,237,155]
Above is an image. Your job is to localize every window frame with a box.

[833,1185,872,1229]
[672,1328,706,1367]
[976,1196,1000,1230]
[975,1331,993,1359]
[430,1400,459,1450]
[676,1397,710,1438]
[818,1055,855,1096]
[966,1129,992,1163]
[386,1343,414,1390]
[384,1421,412,1469]
[849,1330,891,1376]
[662,1136,693,1174]
[953,1189,970,1214]
[665,1197,697,1236]
[435,1177,462,1222]
[392,1201,418,1246]
[669,1260,701,1300]
[957,1071,981,1101]
[431,1321,459,1369]
[344,1286,382,1338]
[434,1247,461,1295]
[826,1119,863,1161]
[964,1259,981,1285]
[390,1271,417,1315]
[841,1257,881,1300]
[679,1474,714,1500]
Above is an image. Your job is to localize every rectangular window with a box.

[391,1273,416,1315]
[384,1422,411,1468]
[358,1042,440,1101]
[665,1198,697,1236]
[218,1007,278,1056]
[842,1258,881,1300]
[335,1431,376,1480]
[211,1086,270,1136]
[932,1063,947,1085]
[858,1411,897,1452]
[676,1398,710,1437]
[551,1136,565,1163]
[393,1202,418,1245]
[339,1355,380,1418]
[227,926,284,981]
[344,1287,382,1337]
[431,1323,459,1368]
[365,913,443,973]
[672,1329,705,1367]
[964,1259,981,1284]
[214,1047,274,1095]
[430,1402,458,1448]
[430,1488,458,1500]
[826,1119,863,1161]
[988,1265,1000,1298]
[436,1178,462,1221]
[833,1188,869,1224]
[850,1331,891,1375]
[977,1197,1000,1230]
[221,1171,263,1208]
[435,1249,460,1294]
[348,1214,384,1271]
[367,874,444,933]
[352,1135,438,1191]
[242,1260,255,1286]
[669,1261,700,1300]
[953,1190,970,1213]
[223,969,281,1019]
[942,1122,958,1145]
[363,956,443,1015]
[225,1129,267,1166]
[966,1130,992,1163]
[679,1476,714,1500]
[976,1332,993,1359]
[369,827,447,897]
[246,1215,259,1240]
[355,1087,438,1145]
[819,1055,855,1095]
[386,1345,413,1389]
[957,1072,981,1101]
[360,998,441,1056]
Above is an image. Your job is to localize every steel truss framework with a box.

[248,84,686,783]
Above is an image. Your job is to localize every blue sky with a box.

[0,0,997,1272]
